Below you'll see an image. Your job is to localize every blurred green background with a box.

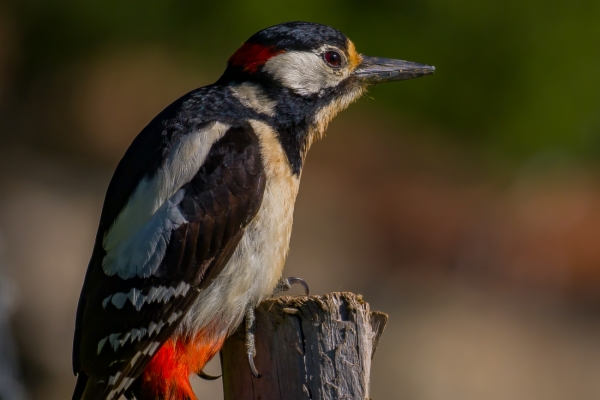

[0,1,599,399]
[3,0,600,162]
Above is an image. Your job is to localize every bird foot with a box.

[272,276,310,296]
[244,278,309,378]
[245,306,260,378]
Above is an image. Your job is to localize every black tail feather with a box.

[72,373,88,400]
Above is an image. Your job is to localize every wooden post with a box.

[221,292,388,400]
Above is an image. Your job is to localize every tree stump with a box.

[221,292,388,400]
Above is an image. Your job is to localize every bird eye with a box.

[323,51,342,67]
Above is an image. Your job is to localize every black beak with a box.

[354,56,435,85]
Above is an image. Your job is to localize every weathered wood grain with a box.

[221,292,388,400]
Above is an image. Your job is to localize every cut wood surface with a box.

[221,292,388,400]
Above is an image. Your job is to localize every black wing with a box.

[72,122,265,400]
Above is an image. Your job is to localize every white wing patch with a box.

[101,122,230,279]
[102,190,187,279]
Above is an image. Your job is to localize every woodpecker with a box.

[72,21,434,400]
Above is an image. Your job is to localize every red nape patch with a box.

[134,332,226,400]
[228,42,285,73]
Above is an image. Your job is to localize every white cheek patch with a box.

[264,51,349,96]
[102,122,230,279]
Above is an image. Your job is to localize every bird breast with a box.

[180,120,300,337]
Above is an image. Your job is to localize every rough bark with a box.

[221,292,388,400]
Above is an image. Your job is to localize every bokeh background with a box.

[0,1,599,399]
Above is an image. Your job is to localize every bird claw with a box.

[273,276,310,296]
[245,306,261,378]
[197,370,221,380]
[247,353,260,378]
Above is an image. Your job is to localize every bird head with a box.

[217,21,434,172]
